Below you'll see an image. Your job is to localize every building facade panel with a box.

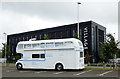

[7,21,106,63]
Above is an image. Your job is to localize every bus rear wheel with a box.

[56,64,63,71]
[16,63,23,70]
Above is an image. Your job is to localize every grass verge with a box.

[0,65,15,67]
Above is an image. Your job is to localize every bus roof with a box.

[18,38,81,44]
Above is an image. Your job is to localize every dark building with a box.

[7,21,106,63]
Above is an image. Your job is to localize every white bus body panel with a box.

[16,38,84,69]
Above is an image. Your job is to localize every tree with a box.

[100,33,119,68]
[10,55,16,63]
[2,43,10,59]
[44,34,49,40]
[117,49,120,58]
[100,51,106,62]
[100,42,109,62]
[85,52,91,64]
[15,53,21,61]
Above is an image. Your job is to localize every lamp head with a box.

[78,2,81,4]
[3,32,6,35]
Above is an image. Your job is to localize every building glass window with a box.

[27,37,28,41]
[54,33,56,38]
[67,30,69,37]
[73,30,75,37]
[9,39,11,46]
[80,29,82,41]
[12,46,14,54]
[31,36,32,39]
[23,37,24,41]
[16,38,17,43]
[19,38,21,41]
[92,27,94,51]
[12,39,14,44]
[61,32,62,38]
[40,35,41,39]
[44,34,46,37]
[35,35,37,39]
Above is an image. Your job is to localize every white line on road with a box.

[53,72,64,75]
[73,70,92,76]
[98,70,113,76]
[40,71,47,72]
[19,71,30,73]
[34,71,47,74]
[6,70,10,72]
[35,72,41,74]
[6,70,15,72]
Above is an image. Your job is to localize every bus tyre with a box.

[56,64,63,71]
[17,63,23,70]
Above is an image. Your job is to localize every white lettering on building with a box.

[84,27,88,49]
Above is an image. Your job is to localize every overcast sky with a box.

[0,0,119,49]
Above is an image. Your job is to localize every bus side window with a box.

[32,54,39,58]
[55,42,63,47]
[32,44,36,48]
[46,42,54,48]
[32,44,40,48]
[78,42,82,46]
[21,54,23,58]
[24,44,31,48]
[40,54,45,58]
[64,41,73,47]
[41,43,45,48]
[18,44,23,49]
[32,54,45,58]
[80,52,83,57]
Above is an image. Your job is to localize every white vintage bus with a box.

[16,38,84,70]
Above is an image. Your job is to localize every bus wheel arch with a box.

[55,63,64,71]
[16,63,23,70]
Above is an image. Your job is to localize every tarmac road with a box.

[1,67,119,78]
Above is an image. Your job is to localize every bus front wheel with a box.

[16,63,23,70]
[55,63,63,71]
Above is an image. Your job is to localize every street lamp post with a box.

[3,32,7,67]
[77,2,81,39]
[113,33,115,38]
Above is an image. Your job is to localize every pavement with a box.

[1,67,120,77]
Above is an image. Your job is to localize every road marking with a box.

[34,71,47,74]
[53,72,64,75]
[98,70,113,76]
[6,70,10,72]
[35,72,41,74]
[19,71,30,73]
[40,71,47,72]
[6,70,15,72]
[73,70,92,76]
